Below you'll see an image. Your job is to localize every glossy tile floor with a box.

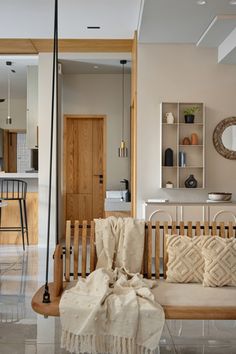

[1,245,236,354]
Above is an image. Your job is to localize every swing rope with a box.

[43,0,59,304]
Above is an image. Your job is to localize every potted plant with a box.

[183,106,200,123]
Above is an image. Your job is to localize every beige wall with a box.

[137,44,236,217]
[38,53,56,246]
[0,98,26,129]
[63,73,131,190]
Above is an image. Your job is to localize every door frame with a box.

[63,114,107,225]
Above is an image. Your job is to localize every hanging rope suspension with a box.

[43,0,59,304]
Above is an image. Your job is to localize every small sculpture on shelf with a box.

[191,133,199,145]
[164,148,173,166]
[165,112,174,124]
[182,137,190,145]
[185,174,198,188]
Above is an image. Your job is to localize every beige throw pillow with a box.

[202,236,236,287]
[166,235,207,283]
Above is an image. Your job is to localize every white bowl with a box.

[208,192,232,202]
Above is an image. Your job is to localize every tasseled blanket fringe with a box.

[61,329,158,354]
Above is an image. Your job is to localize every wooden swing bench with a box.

[32,220,236,320]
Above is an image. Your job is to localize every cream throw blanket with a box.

[60,217,164,354]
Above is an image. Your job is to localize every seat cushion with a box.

[152,279,236,307]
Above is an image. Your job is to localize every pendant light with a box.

[6,61,12,125]
[118,59,128,157]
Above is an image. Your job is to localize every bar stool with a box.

[0,179,29,250]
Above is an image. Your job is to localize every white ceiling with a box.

[61,59,131,75]
[1,0,236,46]
[0,56,131,99]
[0,56,38,100]
[139,0,236,43]
[2,0,236,99]
[0,0,143,39]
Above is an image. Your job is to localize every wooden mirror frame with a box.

[213,117,236,160]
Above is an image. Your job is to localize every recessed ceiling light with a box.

[87,26,101,30]
[229,0,236,4]
[197,0,206,4]
[94,65,99,69]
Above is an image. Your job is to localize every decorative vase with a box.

[166,181,173,188]
[165,112,174,124]
[164,148,173,166]
[185,174,198,188]
[182,137,190,145]
[191,133,199,145]
[179,151,186,167]
[184,114,194,123]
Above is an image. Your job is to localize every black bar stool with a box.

[0,179,29,250]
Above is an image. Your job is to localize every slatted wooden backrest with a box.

[62,220,236,282]
[64,220,97,281]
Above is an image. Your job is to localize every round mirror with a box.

[222,126,236,151]
[213,117,236,160]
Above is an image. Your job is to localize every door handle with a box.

[94,174,103,178]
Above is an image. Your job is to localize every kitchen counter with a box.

[0,172,38,178]
[0,172,38,192]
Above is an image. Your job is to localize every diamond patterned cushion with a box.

[202,236,236,287]
[166,235,208,283]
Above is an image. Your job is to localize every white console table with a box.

[145,201,236,223]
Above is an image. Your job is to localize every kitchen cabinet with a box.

[26,66,38,149]
[0,129,4,159]
[160,102,205,189]
[2,131,17,172]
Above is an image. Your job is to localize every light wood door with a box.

[64,116,105,223]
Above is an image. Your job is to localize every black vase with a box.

[184,114,194,123]
[185,174,198,188]
[164,148,173,166]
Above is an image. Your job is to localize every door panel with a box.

[78,119,92,194]
[65,116,105,223]
[66,119,75,194]
[78,194,92,221]
[66,194,92,222]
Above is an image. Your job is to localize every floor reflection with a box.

[0,245,236,354]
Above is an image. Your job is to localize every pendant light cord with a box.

[7,71,10,119]
[43,0,58,304]
[122,62,124,141]
[55,0,59,245]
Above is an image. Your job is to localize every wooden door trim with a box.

[0,39,133,54]
[63,115,106,228]
[131,31,137,217]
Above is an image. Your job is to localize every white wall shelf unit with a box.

[160,102,205,189]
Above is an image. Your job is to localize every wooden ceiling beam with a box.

[0,39,37,54]
[0,39,133,54]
